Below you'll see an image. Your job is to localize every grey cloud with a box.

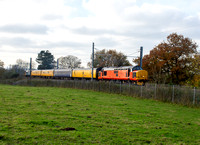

[0,37,35,48]
[95,37,120,48]
[0,37,89,50]
[71,25,165,41]
[0,24,49,34]
[71,4,200,43]
[70,26,117,36]
[119,8,200,41]
[41,41,89,49]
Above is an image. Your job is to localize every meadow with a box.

[0,84,200,144]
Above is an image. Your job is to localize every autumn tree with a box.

[133,33,198,84]
[58,55,81,69]
[191,54,200,75]
[190,54,200,87]
[36,50,55,70]
[88,49,131,68]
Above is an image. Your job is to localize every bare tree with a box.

[16,59,29,70]
[58,55,81,69]
[0,59,4,68]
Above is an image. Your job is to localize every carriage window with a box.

[104,71,107,76]
[114,71,118,74]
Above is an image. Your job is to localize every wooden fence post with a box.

[172,85,175,103]
[155,84,157,99]
[120,81,122,94]
[193,87,196,105]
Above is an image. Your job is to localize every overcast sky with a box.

[0,0,200,68]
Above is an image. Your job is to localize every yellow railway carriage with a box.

[41,70,54,78]
[72,68,97,79]
[31,70,42,77]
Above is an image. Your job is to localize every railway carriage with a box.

[31,70,42,77]
[54,69,72,79]
[41,70,54,78]
[72,68,102,79]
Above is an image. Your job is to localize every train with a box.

[25,66,148,85]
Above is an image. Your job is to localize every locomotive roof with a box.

[102,66,143,71]
[54,69,72,71]
[72,68,97,70]
[102,66,133,71]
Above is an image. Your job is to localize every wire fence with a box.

[1,79,200,107]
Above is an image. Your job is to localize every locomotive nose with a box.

[138,70,148,80]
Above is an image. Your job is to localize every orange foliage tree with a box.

[134,33,198,84]
[191,54,200,87]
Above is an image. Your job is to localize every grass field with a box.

[0,84,200,144]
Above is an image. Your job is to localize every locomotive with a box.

[25,66,148,85]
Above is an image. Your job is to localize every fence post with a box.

[120,81,122,94]
[140,85,143,97]
[109,81,111,93]
[129,82,131,95]
[172,85,174,103]
[155,84,157,99]
[81,80,83,89]
[193,87,196,105]
[74,80,76,89]
[99,81,101,92]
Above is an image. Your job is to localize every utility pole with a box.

[140,46,143,68]
[30,58,32,80]
[91,42,94,81]
[57,58,59,69]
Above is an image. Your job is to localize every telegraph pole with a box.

[30,58,32,80]
[140,46,143,68]
[57,58,59,69]
[91,42,94,81]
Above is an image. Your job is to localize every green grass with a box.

[0,84,200,144]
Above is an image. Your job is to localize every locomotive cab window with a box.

[103,71,107,76]
[133,72,136,78]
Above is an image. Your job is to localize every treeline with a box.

[0,51,83,79]
[134,33,200,87]
[0,49,131,79]
[0,59,28,79]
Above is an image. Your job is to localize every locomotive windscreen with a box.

[132,66,143,71]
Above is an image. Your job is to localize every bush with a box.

[192,75,200,88]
